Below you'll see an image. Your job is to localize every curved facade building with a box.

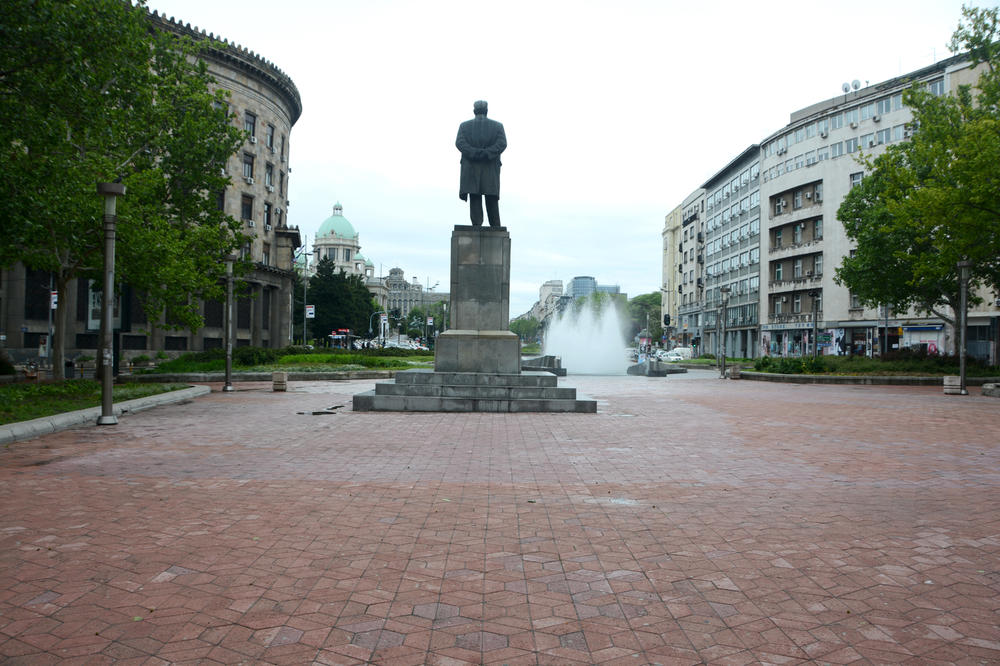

[0,12,304,359]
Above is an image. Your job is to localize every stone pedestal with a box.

[353,225,595,413]
[434,225,520,374]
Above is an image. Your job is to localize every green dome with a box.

[317,202,357,239]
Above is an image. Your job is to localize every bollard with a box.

[729,366,740,380]
[272,371,287,392]
[943,375,962,395]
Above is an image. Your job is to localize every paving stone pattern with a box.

[1,372,998,664]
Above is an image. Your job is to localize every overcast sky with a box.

[150,0,978,315]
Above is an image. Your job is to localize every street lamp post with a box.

[223,254,237,392]
[809,290,820,359]
[719,286,731,379]
[96,182,125,425]
[957,260,972,396]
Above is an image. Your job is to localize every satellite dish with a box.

[842,83,851,93]
[852,79,861,91]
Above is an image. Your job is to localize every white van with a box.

[669,347,694,360]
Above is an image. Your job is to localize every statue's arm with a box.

[483,124,507,161]
[456,127,477,159]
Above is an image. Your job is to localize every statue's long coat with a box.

[456,116,507,200]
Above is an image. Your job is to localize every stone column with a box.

[434,226,520,374]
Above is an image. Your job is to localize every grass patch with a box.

[520,343,542,355]
[144,346,435,374]
[0,380,187,425]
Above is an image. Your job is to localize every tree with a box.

[835,5,1000,350]
[0,0,246,378]
[628,292,663,342]
[309,258,376,344]
[509,316,540,342]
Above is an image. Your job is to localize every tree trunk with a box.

[51,275,70,380]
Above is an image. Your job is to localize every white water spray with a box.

[543,298,628,375]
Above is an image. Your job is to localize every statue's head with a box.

[473,100,488,116]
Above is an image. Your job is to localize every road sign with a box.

[427,317,433,326]
[51,291,58,309]
[305,305,315,319]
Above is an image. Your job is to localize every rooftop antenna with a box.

[842,82,850,104]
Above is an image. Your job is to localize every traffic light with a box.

[663,314,671,326]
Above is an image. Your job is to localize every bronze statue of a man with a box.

[456,100,507,227]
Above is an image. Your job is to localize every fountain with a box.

[543,297,627,375]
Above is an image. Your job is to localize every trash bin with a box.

[65,360,75,379]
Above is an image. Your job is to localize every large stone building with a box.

[664,52,1000,362]
[1,12,303,359]
[309,203,388,311]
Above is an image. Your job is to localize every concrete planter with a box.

[943,375,964,395]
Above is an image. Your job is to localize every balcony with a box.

[768,275,823,294]
[768,312,821,325]
[768,238,823,259]
[768,204,822,229]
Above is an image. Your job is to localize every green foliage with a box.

[149,344,433,373]
[309,258,377,341]
[835,5,1000,338]
[0,380,184,424]
[510,316,540,341]
[628,292,663,341]
[276,354,401,368]
[0,355,14,376]
[0,0,248,378]
[753,351,996,376]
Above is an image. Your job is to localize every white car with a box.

[661,351,684,362]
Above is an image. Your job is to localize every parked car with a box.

[661,351,684,362]
[669,346,694,360]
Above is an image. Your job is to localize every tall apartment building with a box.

[675,190,705,348]
[660,206,682,341]
[664,51,999,361]
[702,146,761,359]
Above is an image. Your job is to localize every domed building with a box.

[310,203,387,310]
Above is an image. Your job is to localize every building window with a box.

[814,218,823,239]
[262,243,271,266]
[343,248,351,262]
[846,137,860,153]
[793,224,803,244]
[850,172,863,189]
[814,253,824,275]
[749,275,759,292]
[861,133,875,148]
[892,124,905,141]
[793,191,802,210]
[216,189,225,211]
[280,134,286,161]
[844,108,859,125]
[814,183,823,202]
[280,171,285,196]
[830,142,844,158]
[265,123,275,149]
[263,202,272,227]
[243,153,254,179]
[774,263,783,281]
[793,293,802,313]
[244,112,256,138]
[860,103,875,121]
[793,258,803,278]
[813,291,823,312]
[241,195,253,220]
[877,128,891,144]
[774,229,782,248]
[774,297,783,315]
[749,218,759,236]
[805,123,816,138]
[927,79,945,96]
[876,97,893,115]
[850,292,862,308]
[265,163,274,187]
[794,154,804,169]
[749,247,759,265]
[817,145,829,161]
[831,114,843,130]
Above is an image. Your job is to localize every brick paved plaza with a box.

[1,371,998,664]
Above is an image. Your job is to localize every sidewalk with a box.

[0,372,997,664]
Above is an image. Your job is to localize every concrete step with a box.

[373,382,579,400]
[393,369,558,388]
[352,391,596,413]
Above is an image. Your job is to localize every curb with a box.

[119,370,397,383]
[0,385,211,446]
[738,371,1000,386]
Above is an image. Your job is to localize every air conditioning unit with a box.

[873,114,881,122]
[249,136,257,144]
[267,185,275,192]
[805,192,812,199]
[247,220,255,227]
[782,296,789,303]
[868,139,877,147]
[244,177,254,185]
[265,224,272,231]
[820,130,829,138]
[850,121,858,129]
